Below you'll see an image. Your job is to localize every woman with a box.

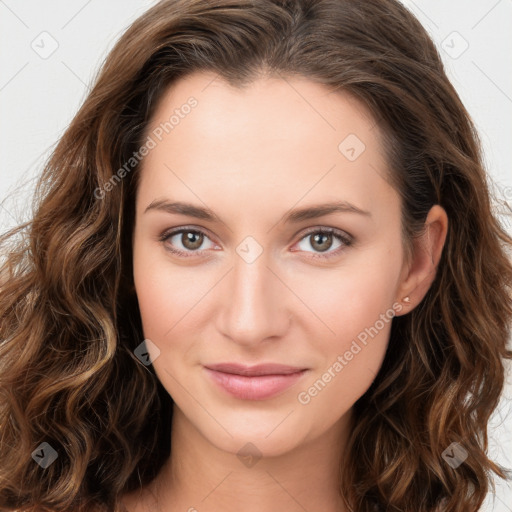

[1,1,511,511]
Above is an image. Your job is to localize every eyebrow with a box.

[144,199,372,223]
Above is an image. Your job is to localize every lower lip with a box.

[204,368,308,400]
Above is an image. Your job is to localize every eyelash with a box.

[159,225,353,260]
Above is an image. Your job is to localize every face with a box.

[132,71,409,456]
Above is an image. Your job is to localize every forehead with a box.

[145,71,381,157]
[137,71,397,225]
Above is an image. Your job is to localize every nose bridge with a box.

[217,246,289,345]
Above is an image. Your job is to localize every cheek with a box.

[133,239,181,340]
[295,279,397,418]
[288,243,402,346]
[134,271,207,350]
[291,246,402,410]
[133,235,210,338]
[296,325,390,422]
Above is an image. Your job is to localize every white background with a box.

[0,1,511,510]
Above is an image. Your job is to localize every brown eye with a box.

[309,232,333,252]
[295,228,353,260]
[160,228,216,257]
[181,230,204,250]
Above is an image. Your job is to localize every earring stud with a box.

[402,296,411,304]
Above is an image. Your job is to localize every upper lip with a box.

[204,362,307,376]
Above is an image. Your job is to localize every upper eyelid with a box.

[299,225,352,240]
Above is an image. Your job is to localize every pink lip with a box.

[205,362,306,376]
[204,363,308,400]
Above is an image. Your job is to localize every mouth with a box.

[204,362,307,376]
[203,363,308,400]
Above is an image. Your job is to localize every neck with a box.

[147,404,353,512]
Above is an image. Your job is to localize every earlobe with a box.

[395,205,449,313]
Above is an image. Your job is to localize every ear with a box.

[394,205,448,315]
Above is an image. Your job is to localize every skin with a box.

[124,71,448,512]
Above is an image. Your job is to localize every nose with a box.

[216,249,292,348]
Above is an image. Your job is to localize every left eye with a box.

[293,228,352,258]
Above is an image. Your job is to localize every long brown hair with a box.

[1,1,511,511]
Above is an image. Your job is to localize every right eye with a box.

[159,227,217,257]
